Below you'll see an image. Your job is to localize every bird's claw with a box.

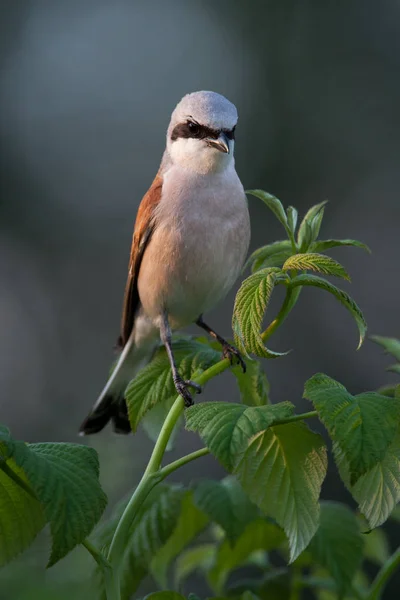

[222,342,246,373]
[174,377,202,407]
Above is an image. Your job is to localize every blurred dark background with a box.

[1,0,399,598]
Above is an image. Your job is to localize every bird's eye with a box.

[225,126,236,140]
[187,121,200,136]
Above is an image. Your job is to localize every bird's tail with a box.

[79,330,158,435]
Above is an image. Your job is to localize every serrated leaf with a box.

[186,403,327,562]
[95,484,185,598]
[304,374,400,484]
[232,359,269,406]
[370,335,400,361]
[309,502,363,597]
[126,338,221,432]
[290,274,367,348]
[11,441,107,566]
[151,491,209,589]
[247,190,288,229]
[208,519,285,593]
[193,476,260,543]
[185,402,294,471]
[297,201,327,251]
[245,241,292,273]
[174,543,216,588]
[234,422,327,562]
[232,268,289,358]
[310,239,371,254]
[0,457,45,566]
[283,253,350,281]
[287,206,298,234]
[335,431,400,528]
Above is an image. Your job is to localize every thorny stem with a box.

[368,546,400,600]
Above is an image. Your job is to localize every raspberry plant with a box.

[1,191,399,600]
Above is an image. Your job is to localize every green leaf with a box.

[297,201,327,251]
[95,484,185,598]
[389,364,400,375]
[232,359,270,406]
[286,206,298,234]
[11,441,107,566]
[193,476,260,543]
[232,268,289,358]
[310,239,371,254]
[126,338,220,432]
[234,422,327,562]
[283,253,350,281]
[185,401,294,471]
[144,593,186,600]
[0,457,45,566]
[309,502,363,596]
[245,241,292,273]
[370,335,400,361]
[289,274,367,348]
[361,524,390,566]
[247,190,288,230]
[304,374,400,484]
[335,430,400,528]
[208,519,285,593]
[151,491,209,589]
[174,543,216,588]
[186,403,327,562]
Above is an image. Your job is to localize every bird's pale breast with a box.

[137,164,250,329]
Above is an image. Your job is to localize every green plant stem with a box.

[159,447,210,479]
[273,410,317,426]
[107,357,230,577]
[82,539,120,600]
[261,285,301,341]
[368,546,400,600]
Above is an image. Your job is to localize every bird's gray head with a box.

[166,91,238,174]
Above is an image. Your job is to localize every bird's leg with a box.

[196,315,246,373]
[160,310,202,407]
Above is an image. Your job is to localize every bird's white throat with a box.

[168,137,235,174]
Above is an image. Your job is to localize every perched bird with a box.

[80,91,251,435]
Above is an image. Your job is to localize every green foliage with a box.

[0,455,45,566]
[297,201,327,251]
[232,359,270,406]
[193,477,260,543]
[309,502,364,597]
[208,519,285,594]
[282,253,350,280]
[304,374,400,484]
[4,190,400,600]
[95,484,185,598]
[232,267,288,358]
[151,490,209,588]
[370,335,400,374]
[245,240,292,272]
[290,274,367,348]
[186,402,327,561]
[0,426,107,567]
[125,338,221,432]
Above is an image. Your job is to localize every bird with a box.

[80,90,251,435]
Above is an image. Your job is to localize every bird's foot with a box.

[222,342,246,373]
[174,376,202,407]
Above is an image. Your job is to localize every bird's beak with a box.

[206,132,230,154]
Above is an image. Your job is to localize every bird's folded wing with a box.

[118,172,163,347]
